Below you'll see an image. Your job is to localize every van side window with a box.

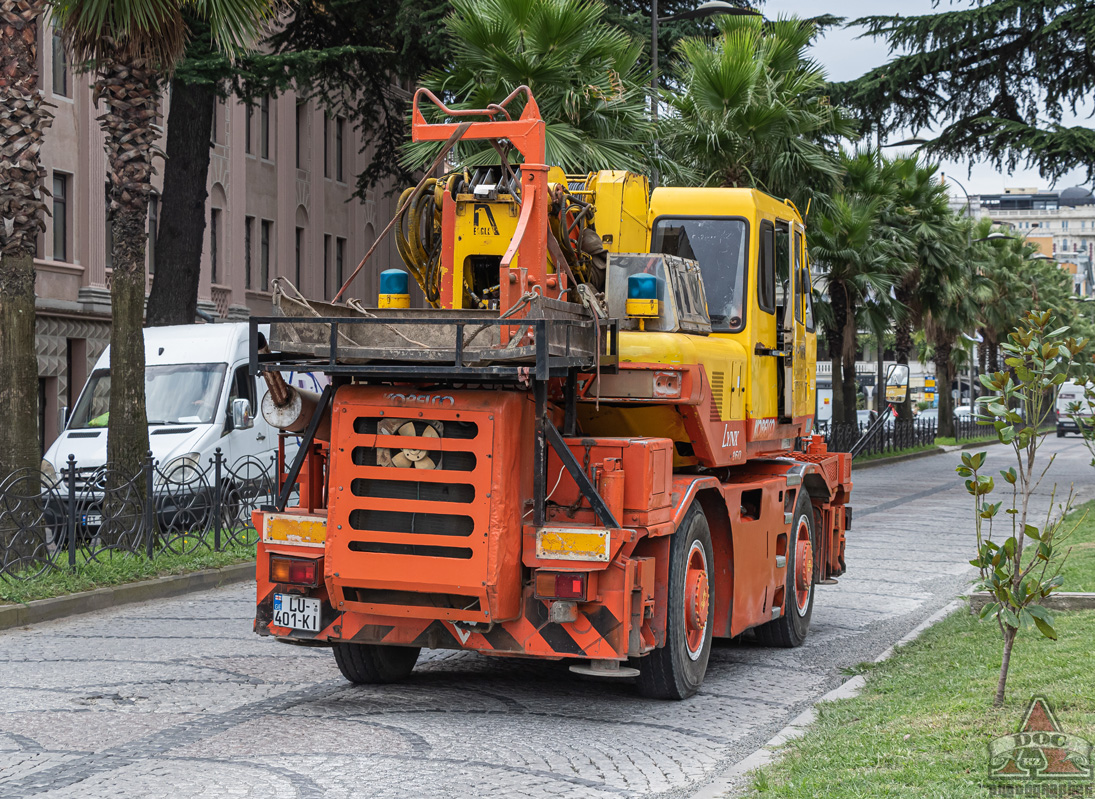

[228,365,254,408]
[758,220,775,314]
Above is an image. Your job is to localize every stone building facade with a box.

[32,21,402,452]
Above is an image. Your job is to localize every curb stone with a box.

[969,591,1095,612]
[0,561,255,632]
[689,598,964,799]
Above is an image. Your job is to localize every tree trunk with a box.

[0,0,52,484]
[841,293,859,425]
[936,339,955,439]
[987,338,999,374]
[145,76,215,327]
[828,281,848,425]
[995,625,1017,707]
[0,251,39,474]
[96,51,157,520]
[893,285,914,421]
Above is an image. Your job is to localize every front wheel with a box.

[755,490,816,648]
[636,503,714,700]
[332,642,420,684]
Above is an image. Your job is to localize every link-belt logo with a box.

[987,696,1093,787]
[473,204,499,236]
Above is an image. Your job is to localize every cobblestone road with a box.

[1,438,1092,799]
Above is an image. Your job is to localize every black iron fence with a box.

[1,450,275,583]
[824,418,939,456]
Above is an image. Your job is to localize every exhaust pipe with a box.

[256,333,332,441]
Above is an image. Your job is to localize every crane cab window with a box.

[758,220,775,314]
[793,229,804,324]
[651,217,749,333]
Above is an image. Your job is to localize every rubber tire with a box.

[755,490,816,648]
[332,643,420,684]
[636,503,714,700]
[1057,427,1065,438]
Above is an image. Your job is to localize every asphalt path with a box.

[1,436,1092,799]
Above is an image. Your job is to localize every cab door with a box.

[791,226,810,418]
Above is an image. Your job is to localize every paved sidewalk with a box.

[0,437,1090,799]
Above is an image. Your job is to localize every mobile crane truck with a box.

[249,88,852,699]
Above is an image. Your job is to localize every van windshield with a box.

[69,363,228,428]
[651,217,749,332]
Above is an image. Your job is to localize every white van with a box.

[42,323,322,528]
[1056,380,1094,438]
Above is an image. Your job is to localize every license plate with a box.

[83,513,102,527]
[272,593,321,632]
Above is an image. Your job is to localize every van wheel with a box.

[333,643,420,684]
[1057,427,1065,438]
[636,503,713,700]
[755,490,816,648]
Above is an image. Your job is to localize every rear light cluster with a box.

[270,556,321,587]
[535,571,588,601]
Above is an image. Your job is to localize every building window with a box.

[52,173,68,262]
[335,116,344,182]
[245,102,253,154]
[148,195,158,274]
[52,30,68,97]
[244,216,254,289]
[260,95,271,160]
[323,116,330,178]
[260,220,272,290]
[323,234,331,299]
[295,226,304,287]
[1062,220,1069,230]
[210,208,222,283]
[296,102,305,169]
[335,236,345,292]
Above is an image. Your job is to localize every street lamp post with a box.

[650,1,760,188]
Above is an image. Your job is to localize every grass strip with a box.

[1059,499,1095,593]
[746,608,1095,797]
[0,542,254,605]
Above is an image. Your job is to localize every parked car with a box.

[1056,380,1093,437]
[41,323,322,541]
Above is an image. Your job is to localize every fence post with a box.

[144,451,155,559]
[213,448,223,552]
[66,454,77,569]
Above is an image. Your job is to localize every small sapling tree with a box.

[958,311,1086,706]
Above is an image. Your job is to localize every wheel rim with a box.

[684,540,710,661]
[794,515,813,617]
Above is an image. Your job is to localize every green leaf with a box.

[1025,604,1053,623]
[1001,467,1017,484]
[956,465,973,477]
[978,601,1000,620]
[1001,607,1021,628]
[1032,615,1057,640]
[1024,524,1042,541]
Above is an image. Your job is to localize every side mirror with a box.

[58,405,68,431]
[231,398,254,431]
[884,364,910,405]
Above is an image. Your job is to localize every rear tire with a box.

[1057,427,1065,438]
[636,503,714,700]
[755,490,816,648]
[332,643,420,684]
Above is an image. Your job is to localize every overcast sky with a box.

[762,0,1090,199]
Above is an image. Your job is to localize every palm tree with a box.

[0,0,52,482]
[884,157,965,420]
[404,0,652,173]
[810,191,896,425]
[51,0,272,485]
[660,14,855,210]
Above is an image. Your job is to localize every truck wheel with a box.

[332,643,420,684]
[636,504,714,700]
[755,490,815,648]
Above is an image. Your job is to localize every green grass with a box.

[934,436,958,447]
[0,542,254,605]
[747,608,1095,798]
[1060,499,1095,593]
